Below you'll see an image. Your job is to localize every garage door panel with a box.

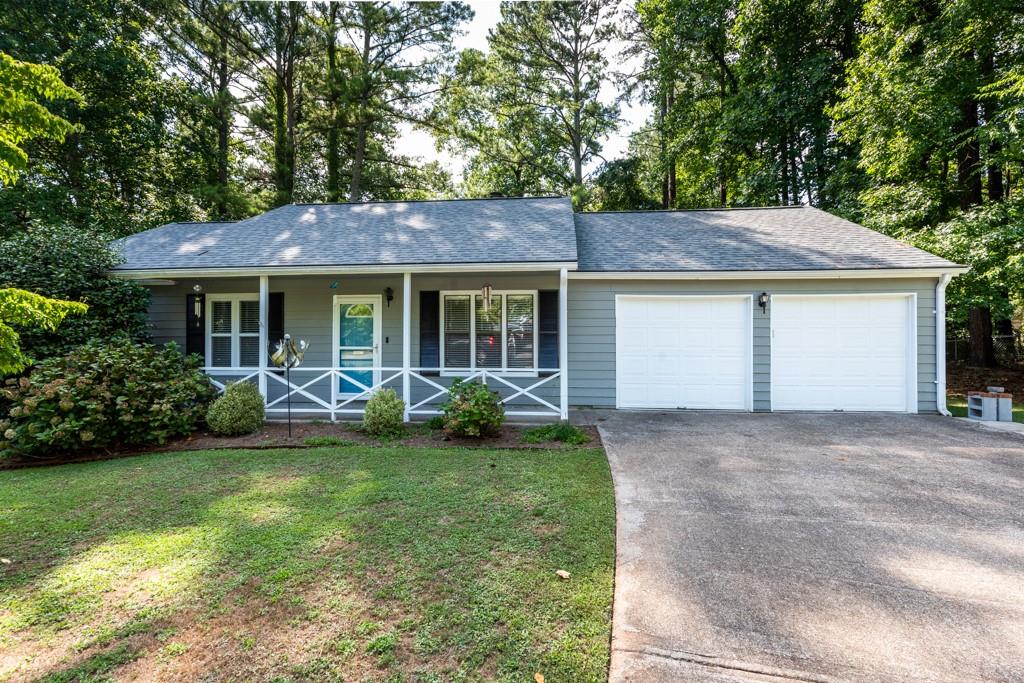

[772,295,913,412]
[617,296,751,410]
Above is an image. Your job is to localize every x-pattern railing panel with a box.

[202,367,563,419]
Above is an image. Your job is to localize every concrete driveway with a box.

[590,412,1024,682]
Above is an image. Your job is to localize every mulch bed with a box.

[947,362,1024,397]
[1,422,602,470]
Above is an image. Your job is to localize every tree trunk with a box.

[968,307,996,367]
[956,98,983,210]
[325,4,341,202]
[659,88,669,209]
[272,5,290,206]
[215,33,230,217]
[780,135,789,205]
[666,86,676,208]
[349,15,372,202]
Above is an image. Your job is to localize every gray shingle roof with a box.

[574,206,959,272]
[114,197,577,271]
[114,200,959,273]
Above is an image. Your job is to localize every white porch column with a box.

[258,275,269,399]
[402,272,412,422]
[559,267,569,421]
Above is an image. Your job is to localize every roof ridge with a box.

[579,205,808,215]
[289,195,567,207]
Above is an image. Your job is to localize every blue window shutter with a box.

[268,292,284,367]
[420,291,440,375]
[538,290,559,372]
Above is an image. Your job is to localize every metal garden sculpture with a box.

[270,333,309,437]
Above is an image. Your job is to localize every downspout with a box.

[935,274,953,416]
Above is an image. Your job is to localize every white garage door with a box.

[616,296,751,410]
[771,294,916,412]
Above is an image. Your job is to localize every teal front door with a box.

[335,296,380,395]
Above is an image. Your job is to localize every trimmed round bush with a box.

[363,388,405,438]
[441,378,505,438]
[206,381,265,436]
[0,338,214,458]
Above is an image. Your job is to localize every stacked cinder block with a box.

[967,388,1014,422]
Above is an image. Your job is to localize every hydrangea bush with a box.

[0,338,213,458]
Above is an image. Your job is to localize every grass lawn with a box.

[0,446,614,682]
[947,396,1024,423]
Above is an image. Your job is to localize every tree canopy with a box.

[0,0,1022,365]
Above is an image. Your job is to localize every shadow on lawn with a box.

[0,447,614,682]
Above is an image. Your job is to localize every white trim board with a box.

[115,262,578,279]
[570,268,967,280]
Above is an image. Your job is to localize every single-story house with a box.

[113,196,967,421]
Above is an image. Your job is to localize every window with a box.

[440,291,537,373]
[207,295,260,368]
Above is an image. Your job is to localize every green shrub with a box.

[0,224,150,363]
[441,378,505,438]
[0,338,214,458]
[303,435,351,447]
[522,423,589,445]
[363,388,405,439]
[424,415,445,430]
[206,381,265,436]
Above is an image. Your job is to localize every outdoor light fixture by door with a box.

[384,287,394,307]
[481,282,493,310]
[758,292,769,314]
[192,284,203,325]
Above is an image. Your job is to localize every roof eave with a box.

[568,266,969,280]
[113,261,579,279]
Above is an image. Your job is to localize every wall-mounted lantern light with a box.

[384,286,394,307]
[758,292,769,314]
[481,282,493,310]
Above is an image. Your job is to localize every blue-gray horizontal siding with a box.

[565,278,939,413]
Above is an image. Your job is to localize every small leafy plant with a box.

[441,378,505,438]
[206,381,265,436]
[362,388,405,438]
[522,423,589,445]
[423,415,445,430]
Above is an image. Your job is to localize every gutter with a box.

[567,267,970,280]
[113,261,579,279]
[935,273,953,416]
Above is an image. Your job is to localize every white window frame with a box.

[439,290,538,376]
[206,293,260,369]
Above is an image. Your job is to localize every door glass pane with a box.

[506,295,534,369]
[475,294,502,368]
[239,336,260,367]
[339,350,373,394]
[444,295,470,368]
[211,336,231,367]
[239,300,259,334]
[339,303,374,347]
[211,301,232,334]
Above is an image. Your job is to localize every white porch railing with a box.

[203,367,565,421]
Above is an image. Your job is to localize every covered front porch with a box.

[147,268,569,421]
